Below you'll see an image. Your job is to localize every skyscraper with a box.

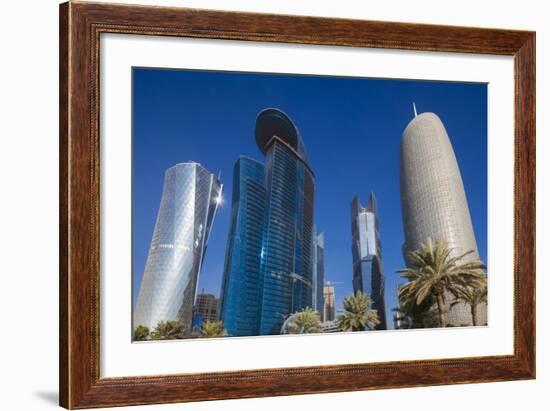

[256,108,315,335]
[350,193,387,330]
[323,282,336,322]
[312,231,325,319]
[400,108,485,326]
[133,162,223,333]
[219,156,266,336]
[220,109,315,336]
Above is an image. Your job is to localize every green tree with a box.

[397,238,486,328]
[451,279,488,326]
[200,321,229,338]
[337,291,380,332]
[150,321,185,340]
[283,308,322,334]
[392,298,439,329]
[133,325,150,341]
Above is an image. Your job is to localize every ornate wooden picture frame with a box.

[59,1,535,408]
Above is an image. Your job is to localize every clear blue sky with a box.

[132,67,487,329]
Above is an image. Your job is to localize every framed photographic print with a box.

[59,1,535,409]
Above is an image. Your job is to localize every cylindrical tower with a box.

[400,111,484,326]
[133,162,223,334]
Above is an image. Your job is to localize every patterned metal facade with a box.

[400,112,486,326]
[133,162,223,334]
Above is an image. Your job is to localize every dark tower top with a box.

[255,108,311,168]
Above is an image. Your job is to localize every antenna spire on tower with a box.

[413,102,418,118]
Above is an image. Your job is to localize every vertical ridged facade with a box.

[219,156,266,336]
[312,231,325,319]
[219,109,315,336]
[400,111,485,326]
[256,109,315,335]
[351,193,387,330]
[133,162,223,334]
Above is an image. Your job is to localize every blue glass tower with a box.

[351,193,387,330]
[219,156,265,336]
[255,109,315,335]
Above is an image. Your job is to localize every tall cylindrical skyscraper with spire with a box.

[400,107,485,326]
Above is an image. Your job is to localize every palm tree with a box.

[392,298,439,329]
[133,325,150,341]
[200,321,229,338]
[150,320,185,340]
[283,308,322,334]
[451,280,488,326]
[337,291,380,332]
[397,238,486,328]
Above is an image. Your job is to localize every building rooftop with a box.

[254,108,310,167]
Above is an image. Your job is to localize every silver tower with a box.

[400,109,485,326]
[351,193,387,330]
[133,162,223,333]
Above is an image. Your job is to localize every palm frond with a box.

[396,239,486,328]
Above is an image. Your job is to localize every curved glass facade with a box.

[258,109,315,335]
[133,162,223,334]
[351,194,387,330]
[219,156,266,336]
[219,109,316,336]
